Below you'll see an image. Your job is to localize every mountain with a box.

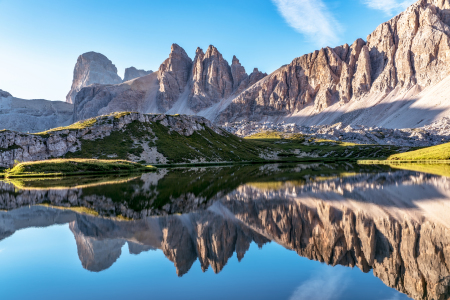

[123,67,153,82]
[71,0,450,130]
[218,0,450,127]
[66,52,123,104]
[73,44,266,121]
[4,0,450,134]
[0,89,73,133]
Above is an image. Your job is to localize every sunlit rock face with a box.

[217,0,450,126]
[66,52,122,104]
[73,44,266,121]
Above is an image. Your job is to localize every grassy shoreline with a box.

[2,159,156,178]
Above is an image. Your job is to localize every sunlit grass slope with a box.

[5,159,155,177]
[388,142,450,161]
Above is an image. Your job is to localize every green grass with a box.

[64,121,147,160]
[64,125,404,164]
[4,159,156,178]
[148,122,265,163]
[388,142,450,161]
[33,118,98,136]
[244,130,401,160]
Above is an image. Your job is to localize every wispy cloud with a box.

[289,268,349,300]
[271,0,342,47]
[363,0,417,15]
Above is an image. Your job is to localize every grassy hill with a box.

[4,159,155,178]
[388,142,450,161]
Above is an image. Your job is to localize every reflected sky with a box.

[0,224,409,300]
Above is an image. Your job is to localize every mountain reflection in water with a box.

[1,163,450,300]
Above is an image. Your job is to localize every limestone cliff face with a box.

[217,39,366,122]
[73,73,159,122]
[189,46,234,112]
[73,44,266,120]
[66,52,123,104]
[0,90,73,133]
[217,0,450,123]
[123,67,152,82]
[157,44,193,111]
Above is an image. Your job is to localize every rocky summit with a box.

[66,52,123,104]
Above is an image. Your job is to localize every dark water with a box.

[1,163,450,300]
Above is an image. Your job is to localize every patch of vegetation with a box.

[65,121,149,160]
[33,117,98,137]
[149,122,265,164]
[0,144,21,152]
[4,159,155,178]
[244,130,401,160]
[388,142,450,161]
[113,112,133,119]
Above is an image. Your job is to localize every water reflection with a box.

[1,163,450,300]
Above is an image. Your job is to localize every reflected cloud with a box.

[289,268,348,300]
[271,0,342,47]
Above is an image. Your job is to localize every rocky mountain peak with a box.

[189,44,234,112]
[231,55,240,65]
[123,67,153,82]
[195,47,204,56]
[231,56,247,91]
[0,90,12,98]
[205,45,221,57]
[66,51,122,104]
[157,44,193,111]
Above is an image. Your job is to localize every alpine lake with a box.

[1,162,450,300]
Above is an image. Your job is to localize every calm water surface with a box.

[0,163,449,300]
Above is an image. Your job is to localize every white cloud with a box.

[289,268,349,300]
[363,0,417,15]
[271,0,342,47]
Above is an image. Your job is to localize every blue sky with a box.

[0,0,416,101]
